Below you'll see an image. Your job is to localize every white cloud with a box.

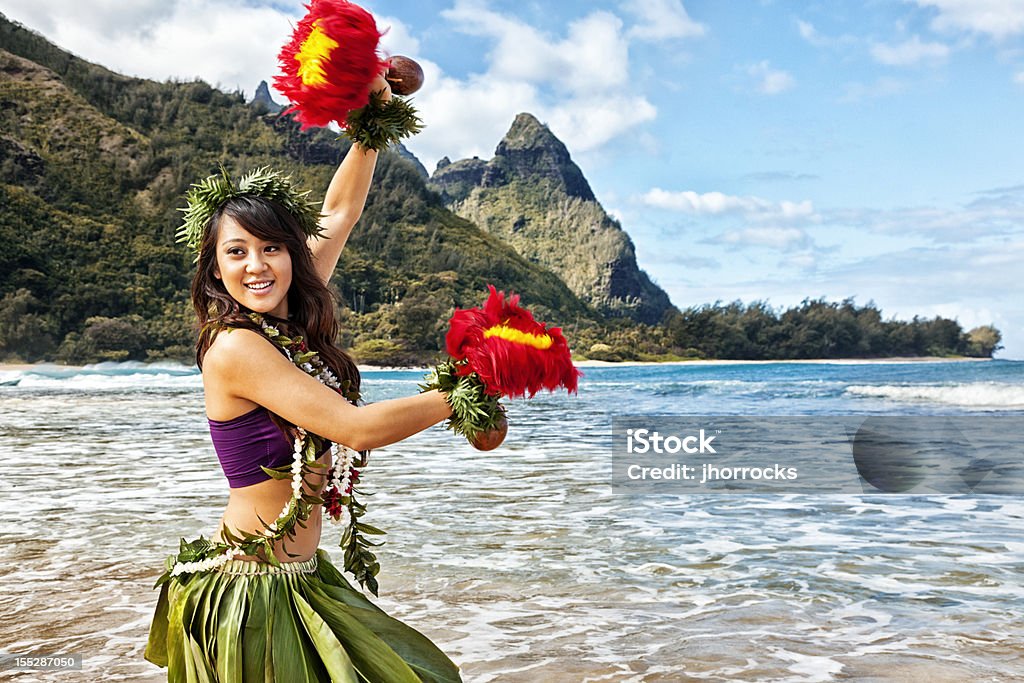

[375,14,422,57]
[640,189,815,222]
[718,227,813,251]
[542,96,657,153]
[621,0,707,41]
[911,0,1024,41]
[746,60,796,95]
[1015,70,1024,86]
[794,18,859,50]
[827,191,1024,243]
[840,77,906,102]
[797,19,824,45]
[870,35,950,66]
[2,0,175,37]
[408,74,658,167]
[442,3,630,94]
[404,1,658,166]
[406,67,542,166]
[827,241,1024,307]
[784,251,820,271]
[359,14,536,167]
[4,0,293,93]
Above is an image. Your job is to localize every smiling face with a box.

[213,214,293,318]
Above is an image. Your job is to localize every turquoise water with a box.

[1,360,1022,681]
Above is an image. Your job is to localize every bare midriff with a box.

[211,436,333,564]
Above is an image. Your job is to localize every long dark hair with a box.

[191,194,361,423]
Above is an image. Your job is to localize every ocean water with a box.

[1,359,1023,681]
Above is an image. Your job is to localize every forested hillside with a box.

[0,15,595,365]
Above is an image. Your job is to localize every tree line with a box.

[574,299,1001,362]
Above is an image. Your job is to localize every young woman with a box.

[145,74,463,682]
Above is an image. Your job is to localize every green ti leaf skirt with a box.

[144,549,462,682]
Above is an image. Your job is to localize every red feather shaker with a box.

[274,0,388,129]
[446,285,582,399]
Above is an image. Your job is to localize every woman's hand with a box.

[370,71,392,102]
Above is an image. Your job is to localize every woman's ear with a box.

[213,267,221,280]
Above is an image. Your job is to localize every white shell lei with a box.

[170,318,359,577]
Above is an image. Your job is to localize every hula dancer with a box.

[143,50,464,678]
[145,4,578,678]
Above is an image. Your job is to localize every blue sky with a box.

[3,0,1023,356]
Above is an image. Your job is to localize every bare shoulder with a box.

[200,325,360,443]
[204,327,288,381]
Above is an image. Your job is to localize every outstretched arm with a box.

[309,73,393,285]
[205,329,451,451]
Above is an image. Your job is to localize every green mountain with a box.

[430,113,674,325]
[0,14,596,365]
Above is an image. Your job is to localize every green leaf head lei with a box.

[176,166,325,261]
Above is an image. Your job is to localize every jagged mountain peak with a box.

[490,113,595,202]
[395,142,429,179]
[498,113,562,152]
[431,112,596,203]
[250,80,283,113]
[427,112,674,325]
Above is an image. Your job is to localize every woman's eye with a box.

[265,245,281,253]
[227,248,244,256]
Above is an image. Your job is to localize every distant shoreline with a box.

[573,356,994,367]
[0,361,398,373]
[0,356,998,374]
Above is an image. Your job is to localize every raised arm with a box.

[204,328,450,451]
[309,74,393,285]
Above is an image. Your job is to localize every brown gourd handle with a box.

[384,56,425,96]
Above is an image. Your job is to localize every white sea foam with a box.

[4,362,200,391]
[15,372,202,391]
[777,649,846,682]
[845,382,1024,409]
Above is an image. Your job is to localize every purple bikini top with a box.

[208,406,330,489]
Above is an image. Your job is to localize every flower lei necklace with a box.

[157,313,386,596]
